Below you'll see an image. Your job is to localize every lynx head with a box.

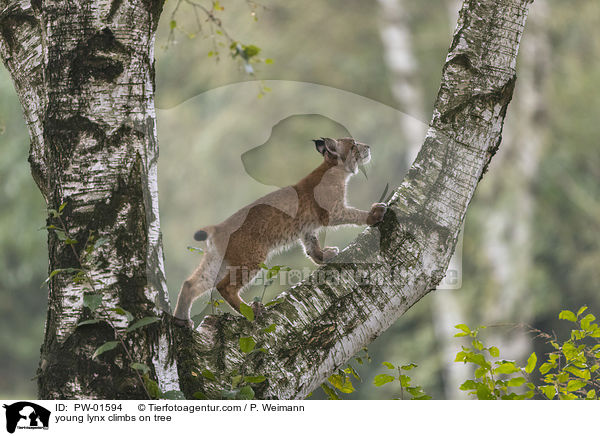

[313,137,370,174]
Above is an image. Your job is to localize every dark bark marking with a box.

[0,10,38,53]
[107,0,124,22]
[70,28,127,87]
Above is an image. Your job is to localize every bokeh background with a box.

[1,0,599,399]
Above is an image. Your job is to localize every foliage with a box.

[453,324,536,399]
[537,307,600,399]
[454,306,600,400]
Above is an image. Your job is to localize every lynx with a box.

[173,137,386,326]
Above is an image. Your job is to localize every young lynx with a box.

[173,137,387,327]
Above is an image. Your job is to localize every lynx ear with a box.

[313,138,327,155]
[313,137,339,158]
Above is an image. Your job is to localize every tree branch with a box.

[173,0,533,400]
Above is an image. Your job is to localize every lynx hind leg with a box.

[173,253,222,327]
[216,264,262,315]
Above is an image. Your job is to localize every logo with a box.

[2,402,50,434]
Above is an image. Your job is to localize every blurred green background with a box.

[1,0,599,399]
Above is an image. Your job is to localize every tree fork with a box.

[174,0,533,400]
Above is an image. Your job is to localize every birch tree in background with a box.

[477,0,549,359]
[0,0,532,399]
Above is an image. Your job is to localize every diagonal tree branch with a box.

[173,0,534,400]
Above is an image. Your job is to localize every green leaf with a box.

[201,369,216,381]
[577,306,588,317]
[242,44,261,59]
[400,363,417,371]
[540,385,556,399]
[507,377,526,387]
[58,202,67,213]
[472,339,484,351]
[265,297,284,307]
[565,366,590,380]
[459,380,477,391]
[221,389,239,400]
[586,389,597,399]
[494,361,520,375]
[143,375,161,399]
[130,362,150,374]
[381,361,395,369]
[231,375,242,388]
[126,316,161,332]
[170,20,177,29]
[112,307,134,322]
[321,383,339,400]
[373,374,395,387]
[244,375,266,384]
[455,324,471,335]
[239,302,254,322]
[239,336,256,353]
[567,379,587,391]
[399,374,411,388]
[488,346,500,358]
[92,341,119,359]
[265,58,274,64]
[77,319,100,327]
[83,293,103,312]
[193,391,208,400]
[262,323,276,333]
[476,384,494,400]
[539,362,556,375]
[162,390,185,400]
[580,314,596,331]
[328,374,354,394]
[238,386,255,400]
[559,310,577,322]
[525,352,537,374]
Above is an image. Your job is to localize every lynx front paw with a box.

[367,203,387,225]
[322,246,340,262]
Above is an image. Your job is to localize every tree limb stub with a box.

[175,0,532,400]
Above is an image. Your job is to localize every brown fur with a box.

[173,137,386,325]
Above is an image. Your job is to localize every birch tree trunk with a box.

[0,0,178,398]
[174,0,533,399]
[1,0,532,400]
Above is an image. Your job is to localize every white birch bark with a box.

[174,0,534,400]
[0,0,178,398]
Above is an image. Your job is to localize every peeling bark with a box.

[175,0,533,399]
